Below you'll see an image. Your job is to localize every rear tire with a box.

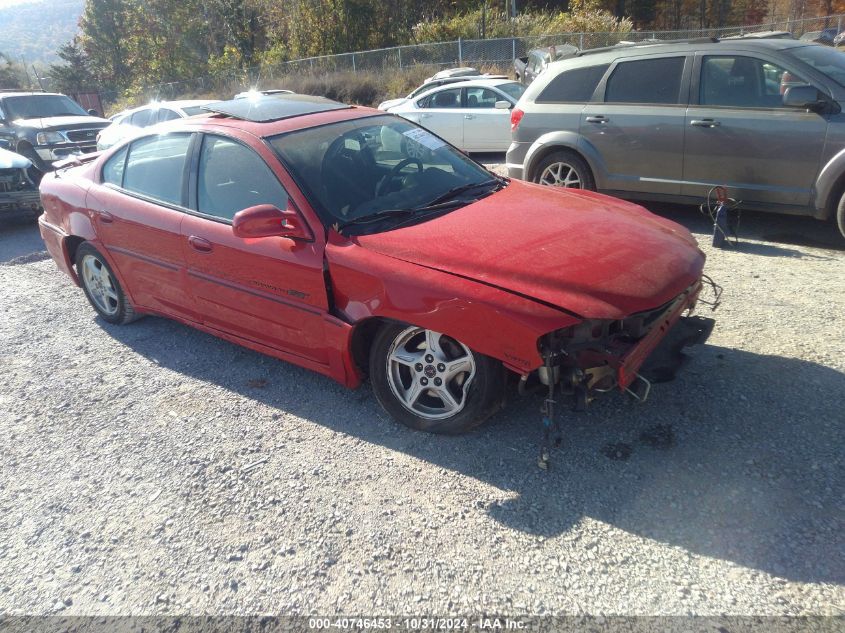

[836,190,845,240]
[533,150,595,190]
[369,322,505,434]
[75,242,140,325]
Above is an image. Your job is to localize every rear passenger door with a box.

[462,87,511,151]
[682,52,828,208]
[580,54,690,195]
[88,133,199,320]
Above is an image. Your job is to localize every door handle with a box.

[420,113,432,119]
[464,114,475,120]
[585,115,608,123]
[188,235,213,253]
[690,119,721,127]
[97,211,114,224]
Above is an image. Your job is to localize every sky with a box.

[0,0,38,8]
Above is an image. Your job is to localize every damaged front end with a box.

[532,277,721,468]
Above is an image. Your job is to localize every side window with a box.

[197,135,289,221]
[156,108,181,123]
[465,88,500,108]
[700,56,802,108]
[130,108,155,127]
[419,87,462,109]
[605,57,686,104]
[123,133,192,205]
[537,64,610,103]
[102,145,128,186]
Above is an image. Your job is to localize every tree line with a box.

[40,0,845,97]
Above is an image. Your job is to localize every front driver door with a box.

[410,87,464,149]
[682,53,828,208]
[180,132,331,365]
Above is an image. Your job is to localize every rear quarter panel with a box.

[38,166,99,283]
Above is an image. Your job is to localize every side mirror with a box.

[232,203,312,240]
[494,100,511,110]
[783,85,826,110]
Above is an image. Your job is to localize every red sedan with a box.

[38,94,715,437]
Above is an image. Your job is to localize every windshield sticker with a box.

[402,128,446,151]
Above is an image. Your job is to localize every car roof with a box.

[420,78,519,92]
[0,91,65,98]
[109,99,216,119]
[545,38,817,72]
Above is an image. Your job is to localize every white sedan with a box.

[384,79,526,153]
[96,100,215,150]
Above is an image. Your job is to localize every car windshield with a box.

[789,44,845,87]
[4,95,89,119]
[496,82,526,101]
[270,115,500,233]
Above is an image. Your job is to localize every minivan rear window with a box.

[605,57,686,104]
[536,64,609,103]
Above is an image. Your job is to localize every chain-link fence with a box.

[101,13,845,105]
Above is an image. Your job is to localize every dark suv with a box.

[507,39,845,238]
[0,91,110,177]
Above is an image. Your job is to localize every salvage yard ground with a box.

[0,158,843,615]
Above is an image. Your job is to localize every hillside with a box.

[0,0,84,66]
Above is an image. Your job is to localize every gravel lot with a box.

[0,163,843,617]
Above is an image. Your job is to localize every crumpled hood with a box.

[0,147,31,169]
[14,115,110,131]
[355,180,705,319]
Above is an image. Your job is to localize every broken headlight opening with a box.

[532,280,718,470]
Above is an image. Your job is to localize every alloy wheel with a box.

[385,326,476,420]
[81,254,119,316]
[539,161,582,188]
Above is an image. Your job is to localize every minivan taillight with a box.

[510,108,524,131]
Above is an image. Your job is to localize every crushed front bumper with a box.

[539,277,720,405]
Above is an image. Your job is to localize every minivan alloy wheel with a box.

[539,161,582,188]
[385,326,476,420]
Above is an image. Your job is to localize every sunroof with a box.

[202,94,352,123]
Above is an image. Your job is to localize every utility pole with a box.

[19,55,33,90]
[511,0,517,19]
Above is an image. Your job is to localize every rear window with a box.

[605,57,686,104]
[536,64,609,103]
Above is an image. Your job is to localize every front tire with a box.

[533,150,595,190]
[75,242,139,324]
[369,323,505,434]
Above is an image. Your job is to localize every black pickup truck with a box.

[0,91,110,180]
[514,44,578,85]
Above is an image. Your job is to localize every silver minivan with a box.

[506,39,845,238]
